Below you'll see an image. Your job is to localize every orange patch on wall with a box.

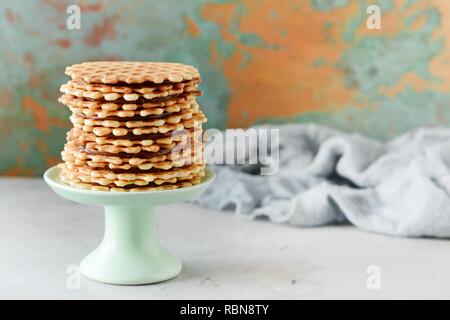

[6,9,20,25]
[202,0,358,127]
[0,89,13,106]
[22,96,50,132]
[24,52,34,64]
[27,75,42,88]
[45,156,60,167]
[44,0,66,13]
[201,2,238,42]
[19,142,29,153]
[36,140,48,153]
[55,39,71,49]
[84,16,117,47]
[427,0,450,92]
[209,39,218,65]
[3,165,34,176]
[380,72,435,97]
[184,16,200,38]
[79,4,103,12]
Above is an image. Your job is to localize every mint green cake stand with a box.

[43,165,215,285]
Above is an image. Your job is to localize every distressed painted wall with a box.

[1,0,450,175]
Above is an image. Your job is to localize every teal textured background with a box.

[1,0,450,175]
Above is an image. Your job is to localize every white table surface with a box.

[1,177,450,300]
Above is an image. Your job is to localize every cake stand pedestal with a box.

[44,166,215,285]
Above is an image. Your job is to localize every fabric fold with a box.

[195,124,450,238]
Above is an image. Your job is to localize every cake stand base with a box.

[44,166,215,285]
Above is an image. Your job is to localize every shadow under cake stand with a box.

[44,165,215,285]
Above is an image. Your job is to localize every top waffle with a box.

[65,61,200,84]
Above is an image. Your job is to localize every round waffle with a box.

[67,100,197,119]
[65,61,200,84]
[62,138,204,170]
[69,108,196,128]
[67,78,200,93]
[73,112,206,136]
[59,94,197,111]
[67,127,198,147]
[59,163,204,186]
[60,169,204,192]
[60,84,200,102]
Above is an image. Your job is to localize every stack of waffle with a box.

[58,61,206,191]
